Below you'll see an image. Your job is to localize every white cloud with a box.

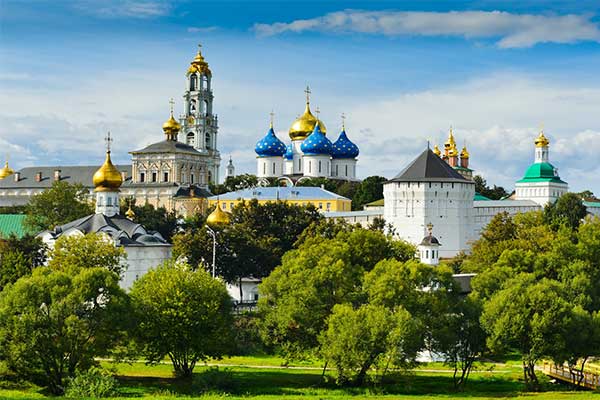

[254,10,600,48]
[187,26,219,33]
[76,1,171,18]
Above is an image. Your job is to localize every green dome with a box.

[517,162,566,183]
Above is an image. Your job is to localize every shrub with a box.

[65,368,118,398]
[191,367,237,394]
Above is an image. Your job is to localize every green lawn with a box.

[0,358,598,399]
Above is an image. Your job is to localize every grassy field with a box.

[0,356,598,399]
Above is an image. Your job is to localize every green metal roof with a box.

[516,162,567,184]
[0,214,28,239]
[583,201,600,209]
[474,193,491,201]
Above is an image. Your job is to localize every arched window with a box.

[345,165,348,176]
[272,162,275,174]
[186,132,194,146]
[190,75,197,91]
[319,161,322,173]
[190,99,197,113]
[208,170,213,183]
[205,132,211,149]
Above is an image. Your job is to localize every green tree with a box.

[259,228,415,360]
[473,175,509,200]
[47,233,125,275]
[130,262,234,378]
[124,201,178,241]
[352,176,386,210]
[481,275,573,389]
[0,234,47,291]
[0,267,129,394]
[543,193,587,230]
[319,303,422,385]
[24,181,93,232]
[210,174,259,195]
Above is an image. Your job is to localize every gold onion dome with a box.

[207,204,231,226]
[535,131,550,147]
[163,114,181,135]
[289,103,327,141]
[445,128,456,149]
[187,47,211,75]
[460,145,470,158]
[433,145,441,156]
[0,161,15,179]
[93,151,123,192]
[448,144,459,157]
[125,206,135,220]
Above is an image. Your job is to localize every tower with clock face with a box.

[180,45,221,185]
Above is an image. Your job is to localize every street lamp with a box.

[206,225,216,278]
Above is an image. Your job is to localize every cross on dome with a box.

[341,112,346,130]
[304,85,311,104]
[104,132,113,152]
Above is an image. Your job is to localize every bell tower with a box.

[180,44,220,185]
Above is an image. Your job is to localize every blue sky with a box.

[1,0,600,193]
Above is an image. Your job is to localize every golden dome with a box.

[460,145,470,158]
[125,205,135,220]
[207,204,231,226]
[535,131,549,148]
[289,103,327,141]
[187,47,211,76]
[448,144,459,157]
[433,145,441,156]
[444,127,456,150]
[93,151,123,192]
[0,161,15,180]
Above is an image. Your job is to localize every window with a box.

[319,203,323,209]
[191,174,195,184]
[205,133,211,149]
[335,165,339,176]
[107,196,112,206]
[222,202,226,209]
[263,163,266,175]
[186,133,194,145]
[140,172,145,183]
[319,160,322,173]
[272,162,275,174]
[345,165,348,176]
[426,250,429,258]
[326,202,331,210]
[308,161,311,173]
[152,172,157,183]
[190,75,197,91]
[230,202,234,209]
[163,172,169,182]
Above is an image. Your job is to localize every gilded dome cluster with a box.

[255,123,287,157]
[289,103,326,141]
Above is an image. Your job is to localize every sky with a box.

[1,0,600,194]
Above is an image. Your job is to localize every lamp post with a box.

[206,225,216,278]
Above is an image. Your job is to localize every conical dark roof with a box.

[389,149,471,183]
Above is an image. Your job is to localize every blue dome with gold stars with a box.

[284,143,293,160]
[255,124,286,157]
[331,129,359,159]
[300,122,332,155]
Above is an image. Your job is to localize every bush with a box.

[65,368,118,398]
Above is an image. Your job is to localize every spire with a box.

[162,98,181,141]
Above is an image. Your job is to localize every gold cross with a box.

[269,110,275,127]
[341,112,346,130]
[427,222,434,235]
[169,98,175,116]
[315,106,320,119]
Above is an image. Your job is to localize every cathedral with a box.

[0,46,221,217]
[254,87,360,185]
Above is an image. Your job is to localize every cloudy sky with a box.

[1,0,600,193]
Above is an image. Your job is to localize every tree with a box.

[210,174,259,195]
[123,202,178,241]
[352,176,386,210]
[173,200,323,299]
[0,267,129,394]
[473,175,509,200]
[130,262,234,378]
[47,233,125,275]
[0,234,47,291]
[481,275,573,389]
[24,181,93,232]
[544,193,587,230]
[259,228,415,360]
[319,303,422,385]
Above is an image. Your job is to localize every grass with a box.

[0,358,598,399]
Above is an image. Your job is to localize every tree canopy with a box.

[473,175,509,200]
[24,181,93,233]
[129,262,234,378]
